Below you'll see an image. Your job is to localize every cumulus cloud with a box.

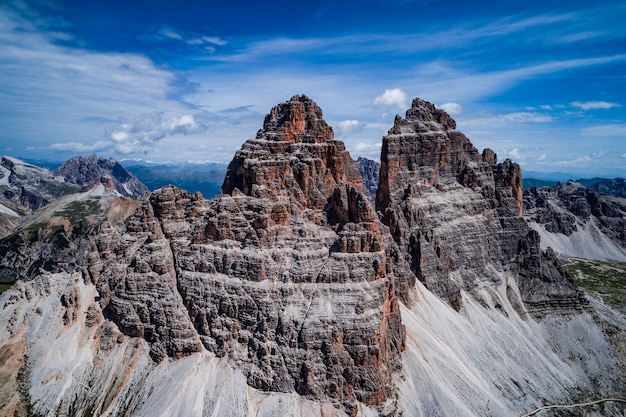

[570,101,621,110]
[508,148,521,159]
[539,104,553,110]
[438,102,463,115]
[373,88,408,110]
[336,119,363,135]
[106,113,208,154]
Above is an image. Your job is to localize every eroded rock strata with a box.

[376,98,585,315]
[1,95,611,417]
[95,95,409,415]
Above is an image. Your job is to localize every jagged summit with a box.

[257,94,334,143]
[1,96,624,417]
[392,97,457,131]
[54,154,149,199]
[376,98,581,313]
[222,95,363,210]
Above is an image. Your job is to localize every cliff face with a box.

[376,98,583,314]
[355,157,380,202]
[93,95,409,415]
[2,96,625,417]
[524,181,626,261]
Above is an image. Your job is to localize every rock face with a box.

[93,95,410,415]
[524,181,626,260]
[355,157,380,202]
[3,95,624,417]
[54,154,150,199]
[376,98,583,314]
[0,156,79,211]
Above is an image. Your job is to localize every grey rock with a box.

[54,154,150,199]
[376,98,584,315]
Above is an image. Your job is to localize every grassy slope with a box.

[562,257,626,313]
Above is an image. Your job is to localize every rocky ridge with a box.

[376,98,584,315]
[0,95,624,417]
[524,181,626,261]
[0,156,79,212]
[355,157,380,202]
[54,154,150,199]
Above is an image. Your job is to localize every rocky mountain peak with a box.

[257,94,333,143]
[54,154,149,199]
[222,95,363,210]
[399,97,457,130]
[376,97,580,313]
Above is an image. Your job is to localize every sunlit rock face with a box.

[2,95,624,417]
[95,95,411,415]
[376,98,583,315]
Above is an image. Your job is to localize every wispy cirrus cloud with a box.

[580,124,626,137]
[570,101,621,110]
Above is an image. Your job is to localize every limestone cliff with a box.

[376,98,584,315]
[93,95,409,415]
[1,96,624,417]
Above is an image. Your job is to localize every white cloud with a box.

[201,36,228,46]
[539,105,553,110]
[570,101,621,110]
[106,113,208,154]
[373,88,408,110]
[460,112,552,128]
[438,102,463,115]
[508,148,521,159]
[337,119,363,135]
[159,27,183,40]
[537,153,547,161]
[41,140,111,153]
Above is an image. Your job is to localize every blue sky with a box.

[1,0,625,178]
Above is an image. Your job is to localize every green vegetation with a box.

[562,257,626,312]
[58,200,101,221]
[0,282,13,294]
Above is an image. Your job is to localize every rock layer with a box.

[376,98,584,314]
[94,95,409,415]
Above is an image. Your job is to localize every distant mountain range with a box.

[120,160,227,199]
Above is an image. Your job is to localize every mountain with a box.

[522,177,557,189]
[354,157,380,202]
[524,181,626,261]
[0,96,625,417]
[121,161,227,198]
[54,154,150,199]
[585,178,626,198]
[0,156,80,212]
